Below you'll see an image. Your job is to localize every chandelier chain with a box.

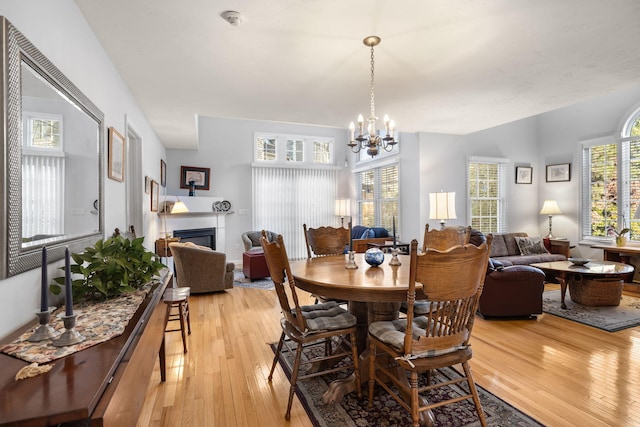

[370,45,376,118]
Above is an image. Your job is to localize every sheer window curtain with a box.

[252,166,338,259]
[22,154,65,239]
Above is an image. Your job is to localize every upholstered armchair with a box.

[170,242,235,293]
[242,230,278,253]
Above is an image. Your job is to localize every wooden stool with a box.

[163,287,191,353]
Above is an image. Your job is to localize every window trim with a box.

[254,132,335,165]
[354,156,400,229]
[466,156,509,233]
[22,111,63,153]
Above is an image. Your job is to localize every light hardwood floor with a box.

[137,283,640,427]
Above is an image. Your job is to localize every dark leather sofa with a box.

[470,229,546,318]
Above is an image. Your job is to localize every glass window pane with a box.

[256,137,276,160]
[286,139,303,162]
[313,140,332,163]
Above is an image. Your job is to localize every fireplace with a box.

[173,227,216,250]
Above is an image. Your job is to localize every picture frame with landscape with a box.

[515,166,533,184]
[180,166,210,190]
[546,163,571,182]
[108,127,125,182]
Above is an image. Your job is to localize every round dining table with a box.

[289,252,421,351]
[289,252,434,426]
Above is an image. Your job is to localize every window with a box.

[256,136,276,161]
[582,110,640,240]
[254,133,334,165]
[252,167,338,260]
[286,138,303,162]
[23,112,63,151]
[355,162,399,231]
[467,157,507,233]
[21,113,65,240]
[313,140,332,164]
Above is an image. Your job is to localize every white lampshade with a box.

[162,195,190,214]
[171,201,189,214]
[335,198,351,217]
[429,192,456,221]
[540,200,562,215]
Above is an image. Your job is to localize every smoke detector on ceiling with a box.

[221,11,244,26]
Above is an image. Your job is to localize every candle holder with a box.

[389,248,402,266]
[52,314,85,347]
[27,307,59,342]
[345,251,358,269]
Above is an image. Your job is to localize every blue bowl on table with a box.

[364,248,385,267]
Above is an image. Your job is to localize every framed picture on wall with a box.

[546,163,571,182]
[180,165,210,190]
[108,127,125,182]
[515,166,533,184]
[160,159,167,187]
[144,176,150,194]
[150,180,159,212]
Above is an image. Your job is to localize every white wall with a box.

[0,0,166,339]
[175,84,640,265]
[167,116,351,263]
[416,116,541,235]
[537,86,640,259]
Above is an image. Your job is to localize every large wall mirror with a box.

[0,17,104,278]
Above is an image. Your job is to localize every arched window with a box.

[581,106,640,241]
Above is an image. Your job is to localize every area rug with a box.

[270,343,543,427]
[543,290,640,332]
[233,270,274,290]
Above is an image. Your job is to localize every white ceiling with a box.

[74,0,640,150]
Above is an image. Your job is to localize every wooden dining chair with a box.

[303,223,351,303]
[405,225,473,316]
[303,223,350,258]
[368,237,492,427]
[260,231,362,420]
[422,224,471,252]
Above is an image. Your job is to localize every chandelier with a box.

[348,36,397,157]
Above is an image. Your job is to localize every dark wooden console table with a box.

[0,270,171,427]
[592,244,640,283]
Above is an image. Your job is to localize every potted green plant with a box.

[614,227,630,247]
[50,236,165,302]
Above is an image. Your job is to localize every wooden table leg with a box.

[556,274,568,309]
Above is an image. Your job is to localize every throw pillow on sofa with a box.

[359,228,375,239]
[515,236,549,255]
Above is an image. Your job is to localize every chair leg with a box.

[285,343,304,421]
[368,341,376,408]
[410,371,419,427]
[184,299,191,335]
[178,301,187,353]
[268,332,286,382]
[462,361,488,427]
[349,332,362,398]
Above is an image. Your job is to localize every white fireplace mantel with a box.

[158,196,231,252]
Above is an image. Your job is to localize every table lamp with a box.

[429,191,456,228]
[335,198,351,227]
[540,200,561,238]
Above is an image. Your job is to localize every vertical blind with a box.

[252,166,338,259]
[22,154,65,239]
